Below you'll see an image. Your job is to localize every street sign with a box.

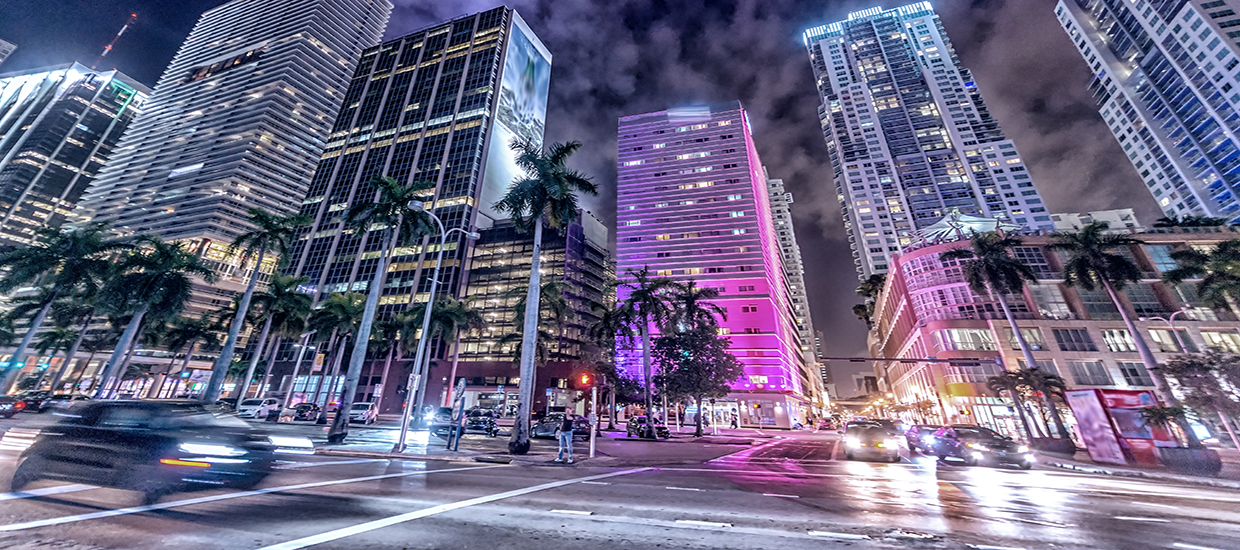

[545,388,553,396]
[453,378,466,401]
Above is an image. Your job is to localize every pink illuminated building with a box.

[615,102,819,428]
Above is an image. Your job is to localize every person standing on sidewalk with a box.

[555,414,574,463]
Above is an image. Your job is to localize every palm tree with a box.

[328,177,437,443]
[254,275,313,398]
[589,299,633,430]
[94,237,216,399]
[45,294,98,393]
[1153,215,1227,228]
[619,266,674,421]
[1021,367,1071,441]
[418,296,483,408]
[0,223,128,393]
[664,280,726,332]
[1162,239,1240,317]
[493,140,598,454]
[1050,221,1202,446]
[157,313,221,398]
[205,208,309,404]
[32,324,77,390]
[986,371,1035,443]
[852,274,886,328]
[307,292,366,425]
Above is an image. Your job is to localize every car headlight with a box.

[971,451,984,461]
[178,442,246,457]
[922,435,935,444]
[1024,453,1036,462]
[844,436,861,448]
[965,442,989,451]
[1017,445,1030,453]
[269,435,315,454]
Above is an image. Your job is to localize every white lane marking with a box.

[706,439,785,463]
[1174,543,1223,550]
[257,468,652,550]
[968,545,1027,550]
[665,486,702,491]
[1132,501,1179,510]
[275,458,387,470]
[0,464,502,532]
[808,530,870,540]
[580,481,611,485]
[762,493,800,498]
[1013,518,1074,528]
[1115,516,1171,523]
[0,484,96,502]
[550,509,593,516]
[675,519,732,528]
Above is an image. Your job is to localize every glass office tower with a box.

[0,63,148,248]
[74,0,391,314]
[1056,0,1240,221]
[804,3,1052,279]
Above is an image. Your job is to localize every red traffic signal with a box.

[573,371,595,390]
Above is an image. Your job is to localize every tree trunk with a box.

[235,314,274,399]
[375,344,396,413]
[206,247,267,404]
[318,334,348,425]
[509,216,544,455]
[1100,278,1202,447]
[93,304,147,399]
[111,334,141,399]
[640,321,654,421]
[330,223,398,443]
[1,293,56,394]
[50,314,91,393]
[257,334,281,398]
[282,335,314,411]
[443,333,463,407]
[694,395,704,437]
[310,331,338,407]
[608,385,616,430]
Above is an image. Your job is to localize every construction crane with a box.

[92,13,137,70]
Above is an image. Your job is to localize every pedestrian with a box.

[730,409,738,429]
[554,413,574,463]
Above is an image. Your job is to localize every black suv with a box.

[624,415,670,439]
[464,409,500,437]
[10,400,277,503]
[932,424,1034,469]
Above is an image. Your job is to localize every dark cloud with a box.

[3,0,1158,381]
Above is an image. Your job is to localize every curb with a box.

[1040,458,1240,490]
[314,447,480,463]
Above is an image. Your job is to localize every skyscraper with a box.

[765,173,822,397]
[616,102,815,428]
[1056,1,1240,222]
[74,0,391,313]
[803,3,1052,279]
[0,40,15,67]
[0,63,148,248]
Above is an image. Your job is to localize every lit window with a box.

[622,160,643,166]
[624,220,641,226]
[655,234,671,241]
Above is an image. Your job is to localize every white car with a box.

[237,398,279,419]
[349,402,378,425]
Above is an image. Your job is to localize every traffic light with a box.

[751,402,761,410]
[572,371,595,390]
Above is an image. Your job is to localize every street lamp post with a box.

[1140,306,1192,352]
[392,201,478,453]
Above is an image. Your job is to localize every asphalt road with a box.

[0,417,1237,550]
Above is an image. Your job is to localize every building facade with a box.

[803,3,1053,279]
[1051,208,1143,233]
[73,0,391,314]
[0,63,148,248]
[1056,0,1240,222]
[615,102,816,428]
[870,219,1240,438]
[767,173,826,404]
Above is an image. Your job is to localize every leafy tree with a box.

[1162,239,1240,317]
[159,313,221,397]
[1050,221,1201,446]
[652,326,746,437]
[494,140,597,454]
[1158,352,1240,448]
[329,176,437,443]
[852,274,886,328]
[235,274,312,399]
[1153,215,1227,228]
[1019,367,1071,441]
[0,223,128,393]
[619,266,674,426]
[664,280,726,332]
[986,370,1035,442]
[94,237,216,399]
[206,208,309,404]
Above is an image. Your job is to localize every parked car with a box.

[464,408,499,437]
[905,424,943,454]
[348,402,378,425]
[291,402,321,421]
[236,398,280,419]
[625,415,670,439]
[842,424,906,463]
[932,424,1034,469]
[0,396,26,418]
[534,413,592,440]
[39,394,91,412]
[429,407,456,437]
[9,400,277,503]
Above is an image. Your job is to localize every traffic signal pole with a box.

[589,385,598,459]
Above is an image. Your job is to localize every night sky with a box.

[0,0,1161,388]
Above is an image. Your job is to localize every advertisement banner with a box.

[1064,389,1127,465]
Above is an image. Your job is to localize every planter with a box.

[1155,447,1223,477]
[1031,437,1077,456]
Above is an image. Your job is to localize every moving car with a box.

[0,396,26,418]
[624,415,670,439]
[291,402,321,421]
[40,394,91,412]
[905,424,943,455]
[843,424,906,462]
[349,402,378,425]
[932,424,1034,469]
[534,413,592,440]
[464,408,499,437]
[9,401,277,503]
[16,391,53,413]
[236,398,280,419]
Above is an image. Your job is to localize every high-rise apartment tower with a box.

[1056,0,1240,222]
[0,40,15,67]
[0,63,147,248]
[74,0,391,313]
[765,173,823,399]
[804,3,1052,279]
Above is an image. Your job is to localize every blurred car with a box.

[291,402,321,421]
[16,391,53,413]
[838,420,879,434]
[624,415,670,439]
[464,408,499,437]
[905,424,943,454]
[932,424,1034,469]
[348,402,378,425]
[40,394,91,412]
[9,400,278,504]
[843,425,906,463]
[534,413,592,440]
[215,398,238,411]
[236,398,280,419]
[429,407,456,437]
[0,396,26,418]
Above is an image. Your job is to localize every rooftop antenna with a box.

[92,13,137,70]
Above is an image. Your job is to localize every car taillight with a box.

[13,402,25,410]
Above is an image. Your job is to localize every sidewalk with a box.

[1038,446,1240,490]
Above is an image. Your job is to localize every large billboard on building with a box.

[477,13,551,225]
